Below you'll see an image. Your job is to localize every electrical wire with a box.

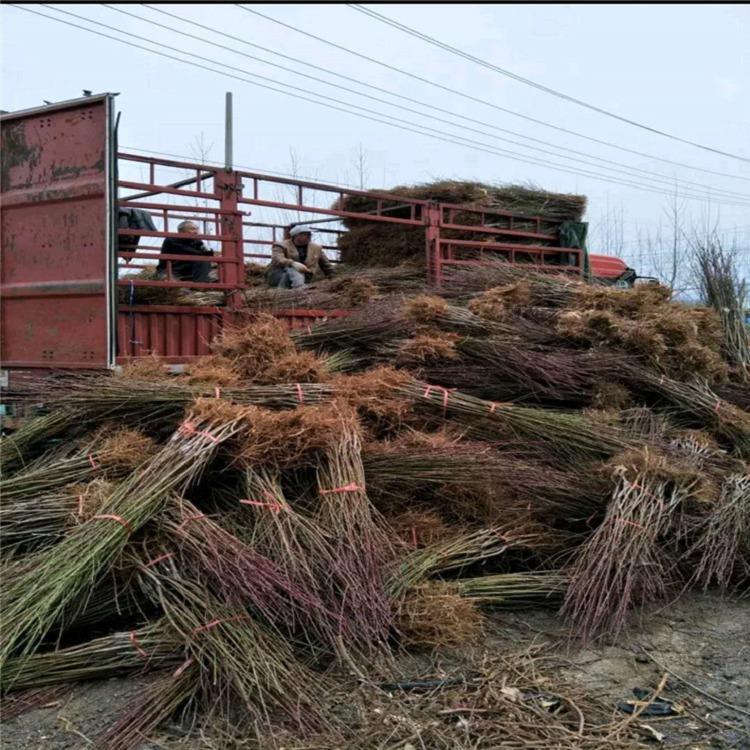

[120,4,750,201]
[349,3,750,163]
[15,5,750,207]
[237,5,750,184]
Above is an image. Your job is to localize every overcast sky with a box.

[2,3,748,286]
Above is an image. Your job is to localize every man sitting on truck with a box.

[156,220,214,283]
[266,225,334,288]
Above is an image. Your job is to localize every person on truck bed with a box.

[266,225,334,288]
[156,220,214,283]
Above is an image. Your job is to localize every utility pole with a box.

[224,91,233,171]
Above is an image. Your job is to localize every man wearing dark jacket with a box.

[156,221,214,282]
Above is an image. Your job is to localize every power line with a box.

[237,5,750,184]
[120,4,750,202]
[16,5,750,208]
[349,3,750,164]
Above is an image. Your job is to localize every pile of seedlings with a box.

[336,180,587,267]
[2,265,749,748]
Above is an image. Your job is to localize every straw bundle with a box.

[337,181,585,266]
[314,403,395,654]
[138,557,328,732]
[396,582,483,648]
[0,400,250,666]
[401,379,628,465]
[562,449,705,640]
[95,665,200,750]
[2,620,181,691]
[689,471,750,589]
[452,571,569,608]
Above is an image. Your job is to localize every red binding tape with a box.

[179,420,220,444]
[295,383,305,404]
[129,630,149,659]
[192,615,248,636]
[240,497,284,513]
[91,514,133,534]
[215,386,221,399]
[320,482,363,495]
[422,384,454,414]
[88,454,100,470]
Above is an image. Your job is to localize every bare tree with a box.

[690,232,749,380]
[352,143,370,190]
[186,132,214,212]
[628,188,693,295]
[591,196,626,260]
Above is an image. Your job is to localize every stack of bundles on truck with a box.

[336,180,587,266]
[2,267,749,749]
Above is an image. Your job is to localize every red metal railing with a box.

[117,151,585,294]
[425,202,583,285]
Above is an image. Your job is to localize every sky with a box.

[2,3,749,290]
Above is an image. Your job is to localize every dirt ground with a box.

[2,592,748,749]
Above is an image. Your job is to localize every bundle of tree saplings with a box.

[1,266,748,748]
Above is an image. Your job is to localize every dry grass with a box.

[396,582,483,648]
[571,283,672,315]
[328,275,379,306]
[236,402,348,467]
[396,331,460,364]
[332,366,415,432]
[467,281,533,320]
[556,307,727,382]
[591,381,633,411]
[211,315,295,375]
[118,354,168,380]
[96,427,159,468]
[389,510,457,548]
[184,355,242,386]
[404,295,450,324]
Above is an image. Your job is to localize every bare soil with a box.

[2,592,748,749]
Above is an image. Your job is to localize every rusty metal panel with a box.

[1,95,115,368]
[116,306,224,360]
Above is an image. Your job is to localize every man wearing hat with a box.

[266,225,335,288]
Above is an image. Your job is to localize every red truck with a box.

[1,94,636,395]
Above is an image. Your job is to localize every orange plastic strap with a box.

[129,630,149,659]
[215,386,221,399]
[88,454,100,470]
[422,384,454,414]
[192,615,247,636]
[91,514,133,534]
[295,383,305,404]
[240,497,284,513]
[144,552,175,568]
[320,482,363,495]
[179,420,220,444]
